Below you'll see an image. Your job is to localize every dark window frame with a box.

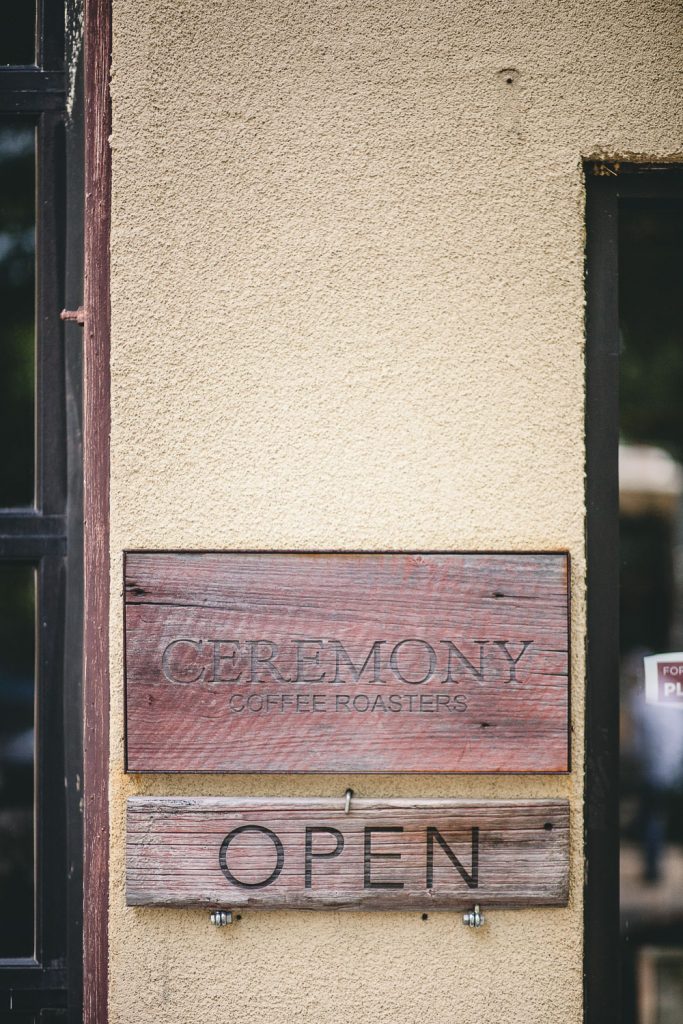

[584,162,683,1024]
[0,1,83,1019]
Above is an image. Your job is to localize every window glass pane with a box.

[0,564,35,958]
[619,197,683,1023]
[0,3,36,66]
[0,119,35,508]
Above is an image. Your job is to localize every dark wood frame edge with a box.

[583,162,683,1024]
[82,0,111,1021]
[584,163,620,1024]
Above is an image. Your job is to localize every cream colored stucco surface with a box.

[108,2,683,1021]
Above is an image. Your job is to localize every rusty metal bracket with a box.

[60,306,86,325]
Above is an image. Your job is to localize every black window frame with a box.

[0,1,83,1019]
[584,161,683,1024]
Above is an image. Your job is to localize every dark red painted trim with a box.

[82,0,111,1020]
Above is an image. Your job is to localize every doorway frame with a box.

[82,0,111,1021]
[584,162,683,1024]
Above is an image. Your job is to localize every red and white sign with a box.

[644,653,683,708]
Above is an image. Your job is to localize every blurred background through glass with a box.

[0,118,35,509]
[0,3,36,67]
[0,564,35,958]
[619,197,683,1024]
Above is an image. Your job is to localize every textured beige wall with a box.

[108,1,683,1021]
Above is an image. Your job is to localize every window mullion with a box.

[0,72,66,113]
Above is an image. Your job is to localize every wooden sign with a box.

[126,797,569,910]
[124,551,570,773]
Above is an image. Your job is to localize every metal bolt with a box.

[210,910,233,926]
[60,306,86,325]
[462,904,484,928]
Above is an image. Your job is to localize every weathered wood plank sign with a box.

[126,797,569,910]
[124,551,570,773]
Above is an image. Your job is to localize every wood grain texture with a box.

[125,552,570,773]
[127,797,569,910]
[83,0,111,1021]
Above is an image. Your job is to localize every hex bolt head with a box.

[462,905,484,928]
[210,910,233,926]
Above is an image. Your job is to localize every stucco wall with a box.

[108,2,683,1021]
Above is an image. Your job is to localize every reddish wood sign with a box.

[126,797,569,910]
[124,552,570,773]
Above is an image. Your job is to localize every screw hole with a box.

[543,822,553,831]
[498,67,519,86]
[421,913,429,921]
[236,914,242,921]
